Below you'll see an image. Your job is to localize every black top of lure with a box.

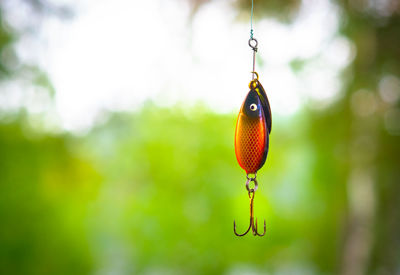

[251,80,272,133]
[243,89,263,118]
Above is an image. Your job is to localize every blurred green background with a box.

[0,0,399,274]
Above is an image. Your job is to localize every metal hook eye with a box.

[248,38,258,50]
[251,71,259,81]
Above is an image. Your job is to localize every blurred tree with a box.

[0,0,72,102]
[0,6,15,79]
[335,1,400,274]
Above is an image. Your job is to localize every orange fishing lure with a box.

[235,80,271,174]
[232,3,272,236]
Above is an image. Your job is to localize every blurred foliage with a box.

[0,106,349,274]
[0,7,15,79]
[0,0,400,274]
[0,116,100,274]
[235,0,302,23]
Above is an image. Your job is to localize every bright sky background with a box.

[2,0,354,132]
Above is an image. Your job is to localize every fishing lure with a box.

[233,1,272,237]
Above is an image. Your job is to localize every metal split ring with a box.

[246,177,258,193]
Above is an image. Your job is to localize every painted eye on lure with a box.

[233,0,272,237]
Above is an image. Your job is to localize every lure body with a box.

[235,82,271,174]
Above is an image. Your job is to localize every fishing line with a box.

[250,0,254,39]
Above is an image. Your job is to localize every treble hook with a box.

[233,177,266,237]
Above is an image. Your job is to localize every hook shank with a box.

[249,38,258,80]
